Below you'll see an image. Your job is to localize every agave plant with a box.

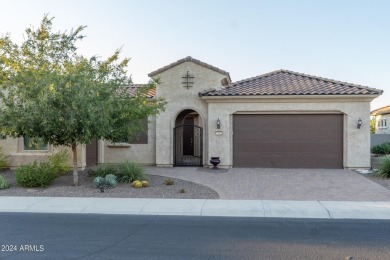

[104,174,117,188]
[93,176,106,192]
[92,175,117,192]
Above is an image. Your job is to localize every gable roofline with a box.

[148,56,231,81]
[371,104,390,115]
[199,69,383,97]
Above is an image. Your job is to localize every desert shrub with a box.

[15,161,59,187]
[164,178,174,185]
[371,142,390,155]
[0,175,9,189]
[48,150,72,175]
[88,162,145,183]
[114,162,144,183]
[89,164,119,178]
[378,157,390,178]
[0,146,9,169]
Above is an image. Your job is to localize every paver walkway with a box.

[146,167,390,201]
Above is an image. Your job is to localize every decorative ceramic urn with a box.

[210,157,220,169]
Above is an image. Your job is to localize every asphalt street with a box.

[1,213,390,260]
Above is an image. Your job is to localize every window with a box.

[23,137,48,150]
[128,118,148,144]
[378,118,387,129]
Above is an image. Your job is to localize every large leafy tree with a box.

[0,15,165,185]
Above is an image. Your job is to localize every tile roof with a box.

[199,69,383,97]
[148,56,230,80]
[127,84,155,98]
[371,105,390,115]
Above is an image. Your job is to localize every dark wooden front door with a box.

[183,117,194,155]
[174,123,203,166]
[233,114,343,168]
[86,139,98,166]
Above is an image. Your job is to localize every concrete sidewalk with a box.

[1,197,390,219]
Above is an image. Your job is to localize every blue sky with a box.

[1,0,389,110]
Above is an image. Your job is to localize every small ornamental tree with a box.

[0,15,165,186]
[370,117,376,134]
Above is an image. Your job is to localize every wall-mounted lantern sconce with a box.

[217,118,221,129]
[357,118,362,129]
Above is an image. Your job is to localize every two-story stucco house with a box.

[0,56,383,169]
[371,105,390,134]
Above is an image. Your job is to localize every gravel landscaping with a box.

[360,173,390,190]
[1,167,390,200]
[0,169,219,199]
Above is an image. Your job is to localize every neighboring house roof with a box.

[148,56,231,81]
[127,84,156,98]
[199,69,383,97]
[371,105,390,115]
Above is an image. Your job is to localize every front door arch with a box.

[173,109,203,166]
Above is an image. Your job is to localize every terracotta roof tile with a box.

[127,84,155,98]
[199,70,383,97]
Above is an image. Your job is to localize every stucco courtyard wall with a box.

[152,61,228,166]
[205,96,372,169]
[0,137,86,170]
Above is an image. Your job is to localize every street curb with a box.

[1,197,390,219]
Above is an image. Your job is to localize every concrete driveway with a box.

[146,167,390,201]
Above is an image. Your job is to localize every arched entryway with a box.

[174,109,203,166]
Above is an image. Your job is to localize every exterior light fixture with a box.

[357,118,362,129]
[217,118,221,129]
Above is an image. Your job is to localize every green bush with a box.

[371,142,390,155]
[89,162,145,183]
[116,162,145,183]
[89,164,119,178]
[164,178,174,185]
[0,146,9,169]
[15,161,59,188]
[378,157,390,178]
[0,175,9,189]
[48,150,72,175]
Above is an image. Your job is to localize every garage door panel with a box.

[236,127,340,141]
[233,114,343,168]
[236,143,340,155]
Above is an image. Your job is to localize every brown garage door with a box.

[233,114,343,168]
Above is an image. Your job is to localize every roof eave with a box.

[201,94,381,102]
